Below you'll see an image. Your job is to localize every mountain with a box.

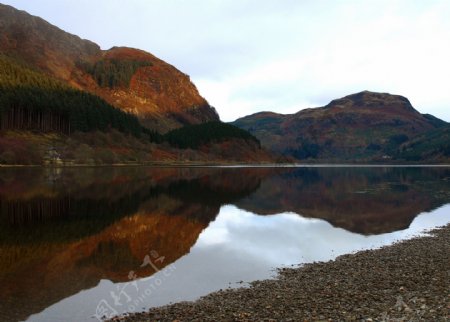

[0,4,278,165]
[232,91,449,162]
[0,3,219,133]
[3,3,446,164]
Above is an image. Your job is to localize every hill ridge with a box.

[232,91,449,162]
[0,3,219,133]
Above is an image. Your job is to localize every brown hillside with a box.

[232,91,447,161]
[0,4,219,133]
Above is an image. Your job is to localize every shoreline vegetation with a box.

[2,165,450,169]
[1,162,450,168]
[2,164,450,169]
[0,130,448,167]
[110,224,450,322]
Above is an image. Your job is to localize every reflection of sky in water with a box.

[28,204,450,322]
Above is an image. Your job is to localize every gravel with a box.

[109,224,450,321]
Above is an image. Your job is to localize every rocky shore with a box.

[110,224,450,321]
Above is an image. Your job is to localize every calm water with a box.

[0,166,449,322]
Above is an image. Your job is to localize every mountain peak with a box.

[325,91,416,113]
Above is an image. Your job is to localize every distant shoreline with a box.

[1,162,450,168]
[110,224,450,321]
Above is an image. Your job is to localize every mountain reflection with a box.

[0,166,449,322]
[0,167,260,322]
[236,167,450,234]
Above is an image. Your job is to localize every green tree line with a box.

[163,121,260,149]
[77,58,151,88]
[0,55,142,136]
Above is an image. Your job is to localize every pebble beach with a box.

[110,224,450,321]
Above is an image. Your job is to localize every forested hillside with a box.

[0,55,142,135]
[0,55,273,165]
[395,126,450,161]
[164,121,260,149]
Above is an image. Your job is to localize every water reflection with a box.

[236,167,450,234]
[28,204,450,322]
[0,166,449,322]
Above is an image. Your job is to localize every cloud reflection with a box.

[28,203,450,322]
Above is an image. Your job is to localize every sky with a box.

[3,0,450,122]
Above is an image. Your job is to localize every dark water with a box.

[0,166,449,322]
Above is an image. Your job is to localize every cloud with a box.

[4,0,450,121]
[196,1,450,121]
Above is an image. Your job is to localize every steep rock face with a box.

[0,4,219,133]
[232,91,448,161]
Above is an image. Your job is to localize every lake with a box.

[0,166,449,322]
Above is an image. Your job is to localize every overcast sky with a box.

[3,0,450,122]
